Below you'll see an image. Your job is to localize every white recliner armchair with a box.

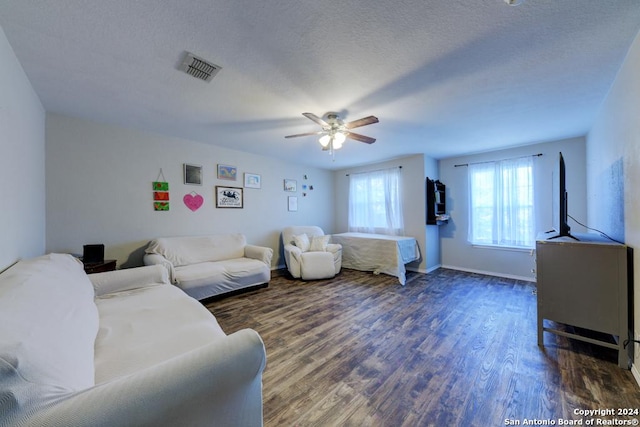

[282,226,342,280]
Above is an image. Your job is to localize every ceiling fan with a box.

[284,112,379,153]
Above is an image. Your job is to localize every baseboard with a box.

[426,264,441,273]
[440,264,535,282]
[407,264,441,274]
[277,264,439,275]
[632,363,640,387]
[278,263,532,281]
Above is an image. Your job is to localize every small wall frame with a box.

[244,173,261,189]
[217,164,238,181]
[288,196,298,212]
[215,186,243,208]
[184,164,202,185]
[284,179,297,192]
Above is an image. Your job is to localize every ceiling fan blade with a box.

[284,131,324,139]
[302,112,329,127]
[346,131,376,144]
[345,115,379,129]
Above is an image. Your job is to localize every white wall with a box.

[439,137,586,281]
[0,27,45,270]
[333,154,428,272]
[45,113,335,268]
[586,31,640,375]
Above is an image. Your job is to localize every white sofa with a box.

[0,253,266,427]
[143,234,273,300]
[282,226,342,280]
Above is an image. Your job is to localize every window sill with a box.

[470,243,534,253]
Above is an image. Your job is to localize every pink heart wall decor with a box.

[183,193,204,211]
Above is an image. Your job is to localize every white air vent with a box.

[180,52,221,82]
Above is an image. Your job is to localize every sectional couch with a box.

[0,253,266,427]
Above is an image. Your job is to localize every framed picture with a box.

[284,179,297,192]
[184,164,202,185]
[215,186,243,208]
[244,173,261,189]
[217,164,238,181]
[288,196,298,212]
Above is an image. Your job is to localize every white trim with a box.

[279,263,532,282]
[470,244,535,254]
[426,264,441,273]
[407,264,440,274]
[632,363,640,388]
[441,264,535,282]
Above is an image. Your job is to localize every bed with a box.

[331,232,420,285]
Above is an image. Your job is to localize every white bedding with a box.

[331,232,420,284]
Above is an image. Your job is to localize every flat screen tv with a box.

[549,152,578,240]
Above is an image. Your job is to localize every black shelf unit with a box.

[426,177,447,225]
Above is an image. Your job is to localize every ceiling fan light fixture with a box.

[287,112,377,158]
[319,134,331,147]
[319,131,346,150]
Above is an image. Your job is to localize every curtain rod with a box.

[454,153,543,167]
[346,165,402,176]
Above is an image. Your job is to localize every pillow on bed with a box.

[292,234,311,252]
[309,235,330,252]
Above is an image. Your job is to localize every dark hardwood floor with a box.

[205,268,640,427]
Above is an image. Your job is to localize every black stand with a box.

[547,231,579,241]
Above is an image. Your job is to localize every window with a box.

[348,167,404,235]
[468,157,535,248]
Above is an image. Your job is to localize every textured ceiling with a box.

[1,0,639,170]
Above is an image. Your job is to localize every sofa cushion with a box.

[309,235,330,252]
[0,254,99,397]
[146,234,247,267]
[174,258,270,300]
[94,283,226,383]
[292,234,311,252]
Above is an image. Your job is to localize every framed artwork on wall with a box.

[288,196,298,212]
[284,179,297,192]
[217,164,238,181]
[215,186,243,208]
[184,164,202,185]
[244,173,261,189]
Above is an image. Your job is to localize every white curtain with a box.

[348,167,404,235]
[468,156,535,248]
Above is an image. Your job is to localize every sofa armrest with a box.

[244,244,274,266]
[326,243,342,255]
[143,253,175,283]
[19,329,266,427]
[326,243,343,274]
[284,243,303,278]
[89,265,169,297]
